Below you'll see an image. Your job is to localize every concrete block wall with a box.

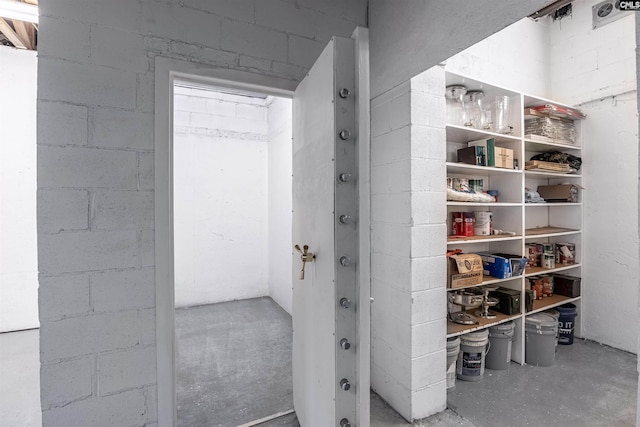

[173,85,270,308]
[266,97,293,315]
[37,1,366,424]
[0,46,39,333]
[444,17,551,97]
[547,1,639,354]
[370,66,447,421]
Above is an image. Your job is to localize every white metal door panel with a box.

[292,36,358,427]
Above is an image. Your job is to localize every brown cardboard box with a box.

[448,253,483,288]
[537,184,580,203]
[495,147,514,169]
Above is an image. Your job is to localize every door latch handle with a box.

[294,244,315,280]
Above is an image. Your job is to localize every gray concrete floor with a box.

[447,338,638,427]
[1,299,637,427]
[0,329,42,427]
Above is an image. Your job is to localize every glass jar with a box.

[445,85,467,126]
[464,90,486,129]
[494,95,514,134]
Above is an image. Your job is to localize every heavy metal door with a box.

[292,36,363,427]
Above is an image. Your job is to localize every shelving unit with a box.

[445,72,584,365]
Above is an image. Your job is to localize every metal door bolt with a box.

[339,214,352,224]
[339,88,351,98]
[339,297,351,309]
[340,338,351,350]
[339,256,351,267]
[339,173,352,183]
[339,378,351,391]
[339,129,351,140]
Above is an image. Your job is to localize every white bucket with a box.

[446,337,461,390]
[474,211,493,236]
[456,329,489,381]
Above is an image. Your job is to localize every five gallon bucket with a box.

[544,309,560,348]
[446,337,461,390]
[525,313,558,367]
[486,321,515,370]
[456,329,489,381]
[557,303,578,345]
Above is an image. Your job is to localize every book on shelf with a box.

[467,137,495,167]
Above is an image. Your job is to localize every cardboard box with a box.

[553,274,581,297]
[448,253,483,288]
[495,147,514,169]
[490,287,521,315]
[537,184,580,203]
[478,253,511,278]
[457,146,485,166]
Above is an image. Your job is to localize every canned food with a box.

[541,275,554,297]
[526,243,540,267]
[463,212,475,236]
[555,242,576,265]
[542,253,555,269]
[452,212,464,236]
[542,243,554,254]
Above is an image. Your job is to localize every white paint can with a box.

[473,211,492,236]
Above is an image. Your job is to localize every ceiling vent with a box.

[592,0,630,29]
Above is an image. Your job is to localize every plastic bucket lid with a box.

[489,321,515,338]
[462,329,489,342]
[558,303,577,314]
[526,313,557,335]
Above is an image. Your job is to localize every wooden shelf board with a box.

[525,170,582,179]
[446,162,522,176]
[447,311,520,337]
[528,295,581,315]
[525,226,579,236]
[446,124,522,144]
[447,235,522,244]
[525,138,582,152]
[525,263,582,277]
[447,275,521,291]
[525,203,582,207]
[447,201,521,207]
[525,231,582,239]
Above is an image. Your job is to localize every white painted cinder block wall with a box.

[547,1,638,354]
[445,3,639,355]
[370,68,448,421]
[173,87,293,313]
[37,1,366,424]
[173,87,270,308]
[267,97,294,315]
[0,47,38,332]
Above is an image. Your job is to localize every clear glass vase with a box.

[445,85,467,126]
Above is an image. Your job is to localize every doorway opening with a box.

[171,80,296,425]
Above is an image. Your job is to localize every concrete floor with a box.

[0,329,42,427]
[0,298,637,427]
[447,338,638,427]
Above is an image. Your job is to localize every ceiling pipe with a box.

[0,0,38,24]
[528,0,573,20]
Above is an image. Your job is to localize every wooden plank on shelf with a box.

[448,234,520,243]
[525,226,578,236]
[447,310,519,337]
[447,275,520,291]
[528,294,579,314]
[525,263,580,277]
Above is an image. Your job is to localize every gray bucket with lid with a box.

[486,321,515,370]
[543,309,560,349]
[446,336,461,390]
[456,329,489,381]
[525,313,558,367]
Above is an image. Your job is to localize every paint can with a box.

[473,211,492,236]
[542,253,555,269]
[456,329,489,381]
[557,303,578,345]
[463,212,475,236]
[452,212,464,236]
[486,321,515,370]
[541,275,554,297]
[542,243,554,254]
[555,242,576,265]
[526,243,540,267]
[446,336,461,390]
[525,313,558,367]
